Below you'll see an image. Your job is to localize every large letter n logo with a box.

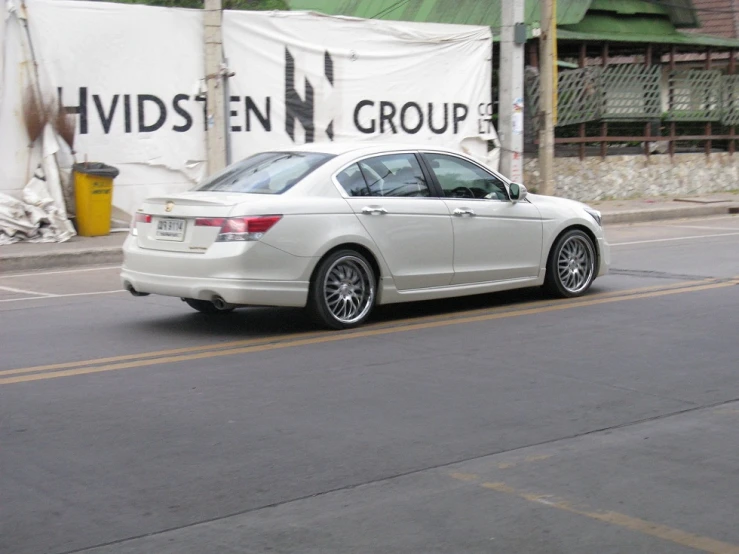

[285,47,315,143]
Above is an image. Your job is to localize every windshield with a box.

[195,152,334,194]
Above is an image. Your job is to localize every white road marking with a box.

[668,215,739,224]
[0,290,126,303]
[608,214,739,229]
[611,232,739,246]
[667,225,739,231]
[0,285,56,297]
[0,265,121,279]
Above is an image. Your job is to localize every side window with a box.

[335,153,431,197]
[423,153,509,201]
[335,164,369,197]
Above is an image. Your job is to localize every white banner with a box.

[223,11,497,162]
[1,1,497,217]
[10,0,208,220]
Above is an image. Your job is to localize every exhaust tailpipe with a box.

[212,296,232,311]
[125,283,150,297]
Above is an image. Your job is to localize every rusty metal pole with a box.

[730,49,736,156]
[669,45,676,158]
[600,42,608,159]
[645,43,653,160]
[705,47,712,158]
[579,42,586,161]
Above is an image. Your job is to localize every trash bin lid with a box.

[73,163,120,178]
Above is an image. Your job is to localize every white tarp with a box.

[0,0,76,244]
[1,0,497,218]
[7,0,208,221]
[0,142,76,246]
[223,11,497,162]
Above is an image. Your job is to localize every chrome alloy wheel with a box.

[557,234,595,294]
[323,255,375,325]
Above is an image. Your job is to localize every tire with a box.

[308,249,377,330]
[183,298,234,314]
[544,229,597,298]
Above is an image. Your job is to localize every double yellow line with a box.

[1,278,736,386]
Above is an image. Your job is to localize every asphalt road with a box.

[1,215,738,554]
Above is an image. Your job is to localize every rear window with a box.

[195,152,334,194]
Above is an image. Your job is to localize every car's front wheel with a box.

[544,229,597,298]
[308,249,377,329]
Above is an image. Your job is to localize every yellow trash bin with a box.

[73,163,119,237]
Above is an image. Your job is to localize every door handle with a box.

[361,207,388,215]
[453,208,476,217]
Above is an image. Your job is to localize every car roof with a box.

[280,141,465,157]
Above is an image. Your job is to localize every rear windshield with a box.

[195,152,334,194]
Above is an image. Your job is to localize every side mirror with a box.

[509,183,528,203]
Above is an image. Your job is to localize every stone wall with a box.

[523,153,739,202]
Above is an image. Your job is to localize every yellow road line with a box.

[0,331,328,377]
[467,477,739,554]
[1,278,735,386]
[483,480,739,554]
[0,279,712,379]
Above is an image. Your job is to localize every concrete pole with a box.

[538,0,556,195]
[499,0,525,184]
[204,0,227,175]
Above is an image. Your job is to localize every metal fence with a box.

[722,75,739,126]
[667,69,723,122]
[526,64,739,129]
[601,65,662,121]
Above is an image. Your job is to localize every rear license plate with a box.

[156,218,186,241]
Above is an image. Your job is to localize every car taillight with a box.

[130,213,152,235]
[195,215,282,242]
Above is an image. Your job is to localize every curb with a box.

[602,204,739,225]
[0,247,123,274]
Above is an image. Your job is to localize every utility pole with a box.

[538,0,556,195]
[499,0,525,184]
[204,0,227,174]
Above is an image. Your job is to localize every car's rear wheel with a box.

[309,250,376,329]
[544,229,597,298]
[183,298,234,314]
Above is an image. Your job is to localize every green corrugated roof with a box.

[588,0,697,27]
[589,0,667,17]
[287,0,739,47]
[559,12,739,47]
[563,11,681,37]
[287,0,700,29]
[558,28,739,47]
[288,0,592,28]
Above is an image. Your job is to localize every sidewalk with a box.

[0,232,127,273]
[1,192,737,274]
[594,192,739,224]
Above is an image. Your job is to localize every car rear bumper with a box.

[120,235,312,307]
[120,268,309,307]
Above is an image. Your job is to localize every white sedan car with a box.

[121,144,609,329]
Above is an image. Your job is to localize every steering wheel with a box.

[450,186,475,199]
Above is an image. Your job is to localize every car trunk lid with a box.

[134,192,246,252]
